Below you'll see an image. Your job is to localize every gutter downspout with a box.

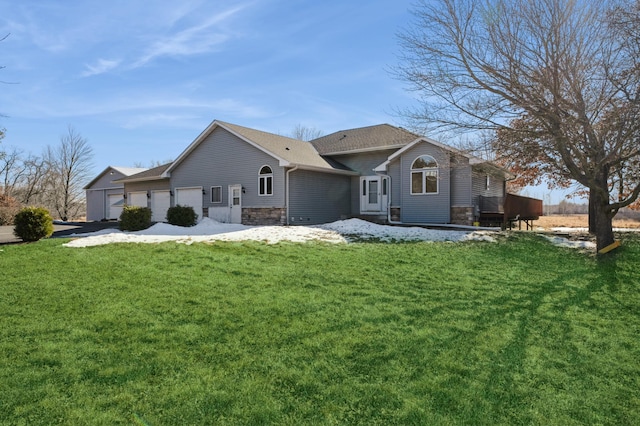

[286,166,299,225]
[384,175,402,225]
[373,172,402,225]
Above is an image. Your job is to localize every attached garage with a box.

[128,191,148,208]
[151,190,171,222]
[175,187,203,219]
[107,194,124,220]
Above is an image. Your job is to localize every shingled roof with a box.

[310,124,419,155]
[166,120,356,175]
[84,165,148,189]
[113,162,172,183]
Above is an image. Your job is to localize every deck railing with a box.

[479,193,543,220]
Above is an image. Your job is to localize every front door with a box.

[229,184,242,224]
[360,176,389,214]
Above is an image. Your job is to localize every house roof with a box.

[84,165,148,189]
[113,162,172,183]
[165,120,357,176]
[372,134,513,179]
[310,124,419,155]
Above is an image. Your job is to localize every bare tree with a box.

[15,154,48,205]
[289,124,324,141]
[395,0,640,251]
[45,126,94,221]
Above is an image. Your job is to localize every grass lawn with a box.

[1,234,639,425]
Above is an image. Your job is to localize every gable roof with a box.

[113,162,172,183]
[372,135,513,178]
[165,120,356,176]
[84,165,148,189]
[310,124,418,155]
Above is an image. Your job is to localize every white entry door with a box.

[360,176,389,213]
[175,187,203,220]
[151,190,171,222]
[229,184,242,224]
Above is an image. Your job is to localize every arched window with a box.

[411,155,438,194]
[259,165,273,196]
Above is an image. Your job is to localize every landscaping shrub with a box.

[119,206,152,231]
[0,193,22,225]
[13,206,54,242]
[166,205,197,227]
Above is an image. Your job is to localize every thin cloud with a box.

[81,58,121,77]
[132,5,247,67]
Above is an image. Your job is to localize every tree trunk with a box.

[588,196,596,234]
[590,188,615,252]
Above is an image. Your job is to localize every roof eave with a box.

[113,176,170,184]
[320,144,407,156]
[288,164,359,176]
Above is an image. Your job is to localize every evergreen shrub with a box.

[119,206,152,231]
[13,207,54,242]
[166,205,197,227]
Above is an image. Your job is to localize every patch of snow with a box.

[62,217,498,248]
[542,235,596,250]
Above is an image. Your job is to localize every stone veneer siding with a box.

[390,207,401,222]
[450,206,474,225]
[242,207,286,226]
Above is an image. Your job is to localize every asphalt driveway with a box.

[0,221,120,244]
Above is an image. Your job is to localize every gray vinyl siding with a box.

[329,150,398,216]
[387,161,401,207]
[87,170,125,190]
[170,127,285,209]
[288,169,351,225]
[350,177,360,214]
[472,169,505,207]
[399,144,451,223]
[124,180,170,194]
[450,156,472,206]
[86,190,106,221]
[85,169,126,221]
[331,149,397,175]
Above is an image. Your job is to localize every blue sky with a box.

[0,0,575,203]
[1,0,415,169]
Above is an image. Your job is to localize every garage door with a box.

[175,187,203,219]
[108,194,124,220]
[151,190,171,222]
[128,191,148,208]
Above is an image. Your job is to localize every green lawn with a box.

[1,234,639,425]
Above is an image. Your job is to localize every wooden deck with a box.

[479,194,543,229]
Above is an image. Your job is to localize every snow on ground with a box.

[62,217,634,249]
[541,235,597,250]
[62,218,497,248]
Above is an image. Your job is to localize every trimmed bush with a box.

[0,193,22,225]
[166,205,197,227]
[119,206,152,231]
[13,207,54,242]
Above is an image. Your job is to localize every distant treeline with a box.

[546,201,640,219]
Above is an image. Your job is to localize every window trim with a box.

[210,186,222,203]
[410,155,439,195]
[258,165,273,196]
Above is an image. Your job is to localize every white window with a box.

[259,165,273,196]
[410,155,438,194]
[211,186,222,203]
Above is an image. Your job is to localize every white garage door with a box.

[128,191,148,208]
[175,187,203,219]
[151,190,171,222]
[108,194,124,220]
